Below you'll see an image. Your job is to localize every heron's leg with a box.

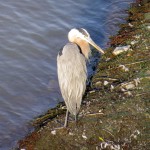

[75,104,78,125]
[75,114,77,122]
[75,113,79,127]
[64,109,69,127]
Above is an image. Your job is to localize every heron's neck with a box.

[75,39,91,59]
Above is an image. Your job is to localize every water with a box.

[0,0,133,149]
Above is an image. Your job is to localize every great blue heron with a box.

[57,28,104,127]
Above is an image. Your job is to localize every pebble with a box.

[51,130,56,135]
[95,81,102,87]
[124,91,132,97]
[130,130,140,140]
[69,132,74,136]
[104,81,109,86]
[105,58,111,62]
[99,109,103,113]
[134,35,141,39]
[120,78,141,91]
[124,83,135,90]
[112,45,131,56]
[131,40,138,45]
[129,23,133,27]
[82,130,87,140]
[82,134,87,140]
[147,26,150,30]
[134,78,140,86]
[110,85,114,91]
[89,90,95,94]
[119,65,129,72]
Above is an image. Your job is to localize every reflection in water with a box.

[0,0,133,149]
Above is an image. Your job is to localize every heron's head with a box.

[68,28,104,54]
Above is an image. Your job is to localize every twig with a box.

[85,112,104,116]
[102,128,115,139]
[125,59,150,66]
[135,92,149,97]
[97,77,118,81]
[107,59,150,70]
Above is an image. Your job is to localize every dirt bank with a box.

[17,1,150,149]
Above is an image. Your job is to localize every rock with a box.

[82,134,87,140]
[128,23,133,27]
[134,78,140,86]
[124,91,133,97]
[89,90,95,94]
[130,130,140,140]
[104,81,109,86]
[131,40,138,45]
[110,85,115,92]
[134,35,141,39]
[124,83,135,90]
[146,25,150,31]
[119,65,129,72]
[120,88,126,92]
[112,45,131,56]
[82,131,87,140]
[100,142,120,150]
[51,130,56,135]
[95,81,102,88]
[99,109,103,113]
[86,101,91,107]
[105,57,111,62]
[119,78,141,91]
[69,132,74,136]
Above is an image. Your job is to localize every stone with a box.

[51,130,56,135]
[112,45,131,55]
[104,81,109,86]
[119,65,129,72]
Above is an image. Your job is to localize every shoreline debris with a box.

[112,45,131,56]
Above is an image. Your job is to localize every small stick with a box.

[135,92,149,97]
[97,77,118,81]
[102,128,115,139]
[107,59,150,70]
[125,59,150,66]
[85,112,104,116]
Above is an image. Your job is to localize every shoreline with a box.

[17,1,150,149]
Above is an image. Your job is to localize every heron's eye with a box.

[84,35,88,38]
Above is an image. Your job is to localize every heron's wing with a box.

[57,43,87,115]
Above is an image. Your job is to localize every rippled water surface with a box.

[0,0,133,149]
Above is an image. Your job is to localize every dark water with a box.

[0,0,133,149]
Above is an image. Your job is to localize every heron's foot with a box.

[55,119,64,127]
[53,120,69,130]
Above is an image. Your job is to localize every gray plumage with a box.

[57,43,87,116]
[57,28,104,127]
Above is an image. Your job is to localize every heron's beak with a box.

[84,37,105,54]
